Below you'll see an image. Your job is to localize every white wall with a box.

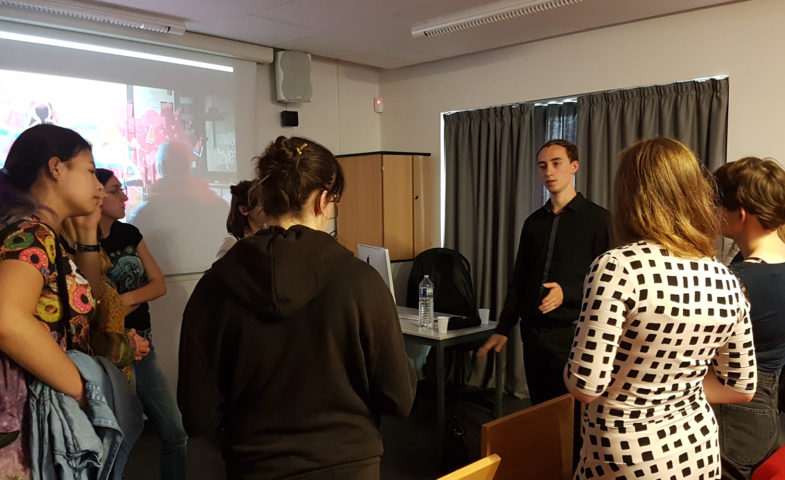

[253,57,382,168]
[155,58,383,390]
[379,0,785,242]
[149,274,202,392]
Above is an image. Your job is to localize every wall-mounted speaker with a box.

[275,51,312,103]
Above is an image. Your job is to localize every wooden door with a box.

[382,154,414,260]
[337,154,382,255]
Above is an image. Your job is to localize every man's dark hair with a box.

[537,139,578,163]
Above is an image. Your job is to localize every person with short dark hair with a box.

[178,136,416,479]
[479,138,611,405]
[714,156,785,479]
[215,180,268,259]
[564,138,757,480]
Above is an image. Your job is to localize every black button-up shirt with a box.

[496,193,611,335]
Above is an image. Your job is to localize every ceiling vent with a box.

[0,0,186,34]
[412,0,589,38]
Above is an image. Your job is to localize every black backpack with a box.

[406,248,479,321]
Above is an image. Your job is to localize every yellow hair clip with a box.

[296,143,308,155]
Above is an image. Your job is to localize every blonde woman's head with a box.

[614,137,719,258]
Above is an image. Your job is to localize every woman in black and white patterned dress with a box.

[564,138,757,480]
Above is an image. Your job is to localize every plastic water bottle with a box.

[418,275,434,328]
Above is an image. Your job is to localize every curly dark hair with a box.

[251,136,343,219]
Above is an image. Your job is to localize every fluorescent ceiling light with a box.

[0,29,233,72]
[0,0,185,35]
[412,0,589,38]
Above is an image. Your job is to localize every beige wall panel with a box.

[412,154,435,256]
[337,154,383,255]
[382,154,414,260]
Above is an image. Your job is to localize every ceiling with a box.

[91,0,742,69]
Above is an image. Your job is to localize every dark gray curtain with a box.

[576,78,729,209]
[443,104,535,396]
[444,104,536,316]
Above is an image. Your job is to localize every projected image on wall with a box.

[0,68,237,218]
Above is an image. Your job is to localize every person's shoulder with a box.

[618,243,731,273]
[524,204,549,222]
[707,259,746,292]
[334,255,396,302]
[114,221,141,235]
[184,268,227,317]
[728,259,745,273]
[0,216,57,268]
[2,214,45,230]
[728,259,767,279]
[215,235,237,260]
[339,254,384,283]
[601,241,658,264]
[111,221,143,243]
[579,196,610,217]
[701,255,734,273]
[0,216,55,244]
[585,243,657,280]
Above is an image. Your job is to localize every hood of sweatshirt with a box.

[210,225,354,319]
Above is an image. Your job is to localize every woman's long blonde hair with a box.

[614,137,720,258]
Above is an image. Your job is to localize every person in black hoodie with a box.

[178,136,417,480]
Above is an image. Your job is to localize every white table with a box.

[397,306,504,443]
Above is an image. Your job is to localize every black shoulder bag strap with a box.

[52,233,75,351]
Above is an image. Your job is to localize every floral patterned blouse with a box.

[0,215,95,479]
[1,216,95,349]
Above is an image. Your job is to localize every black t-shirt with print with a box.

[100,221,151,331]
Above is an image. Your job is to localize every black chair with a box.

[406,248,482,389]
[406,248,480,322]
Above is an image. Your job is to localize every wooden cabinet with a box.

[337,151,433,261]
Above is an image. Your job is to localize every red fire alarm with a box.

[373,97,383,113]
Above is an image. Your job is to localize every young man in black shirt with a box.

[479,139,611,404]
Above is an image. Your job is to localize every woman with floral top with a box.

[0,124,104,478]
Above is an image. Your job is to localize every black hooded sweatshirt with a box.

[178,226,416,479]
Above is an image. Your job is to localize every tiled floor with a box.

[124,387,530,480]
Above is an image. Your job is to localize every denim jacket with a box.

[27,351,143,480]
